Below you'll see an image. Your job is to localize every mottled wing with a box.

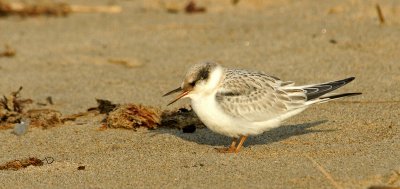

[216,69,306,122]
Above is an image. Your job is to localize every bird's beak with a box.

[163,87,191,106]
[163,87,182,97]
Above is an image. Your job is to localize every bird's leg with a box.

[227,137,238,152]
[216,137,238,153]
[234,135,248,153]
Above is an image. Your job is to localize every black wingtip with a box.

[305,77,358,100]
[336,77,355,85]
[344,77,355,83]
[322,92,362,100]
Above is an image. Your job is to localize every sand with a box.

[0,0,399,188]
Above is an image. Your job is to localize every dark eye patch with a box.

[198,68,209,80]
[196,63,211,81]
[187,62,213,87]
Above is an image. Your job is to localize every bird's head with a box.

[163,62,223,105]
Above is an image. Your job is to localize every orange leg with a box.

[215,136,248,153]
[234,136,248,153]
[216,138,238,153]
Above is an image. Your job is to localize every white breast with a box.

[191,93,244,137]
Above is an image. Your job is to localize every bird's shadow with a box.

[154,120,333,147]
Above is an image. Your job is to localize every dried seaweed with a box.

[185,1,206,14]
[0,157,43,170]
[106,104,161,130]
[0,91,204,132]
[0,88,69,130]
[376,4,385,24]
[99,100,204,132]
[232,0,240,5]
[0,87,33,129]
[0,45,15,57]
[77,165,85,170]
[0,1,121,17]
[26,109,62,129]
[0,86,32,113]
[46,96,53,105]
[0,1,71,17]
[61,112,90,122]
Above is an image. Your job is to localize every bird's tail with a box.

[301,77,361,101]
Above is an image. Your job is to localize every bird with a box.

[163,62,361,153]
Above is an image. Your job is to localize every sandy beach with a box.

[0,0,399,188]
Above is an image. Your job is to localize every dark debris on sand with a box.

[0,87,33,129]
[185,0,206,14]
[94,99,204,132]
[1,87,76,130]
[88,98,203,132]
[0,45,16,57]
[0,157,44,171]
[0,1,121,17]
[0,89,204,133]
[0,1,71,17]
[89,99,117,114]
[161,105,205,131]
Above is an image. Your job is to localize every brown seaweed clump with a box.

[185,0,206,14]
[106,104,161,130]
[0,45,16,57]
[0,87,32,114]
[0,1,71,17]
[0,157,44,170]
[26,109,62,129]
[0,87,64,130]
[0,1,121,17]
[0,87,33,129]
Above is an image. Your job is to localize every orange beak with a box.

[163,87,191,106]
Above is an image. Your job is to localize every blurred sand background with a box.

[0,0,399,188]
